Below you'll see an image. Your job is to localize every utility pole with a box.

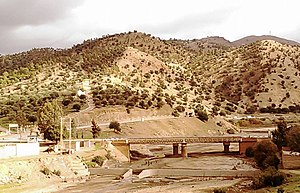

[60,117,63,153]
[69,118,72,155]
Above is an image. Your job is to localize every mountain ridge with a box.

[1,31,300,128]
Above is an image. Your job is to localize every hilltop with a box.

[0,31,300,128]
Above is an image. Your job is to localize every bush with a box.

[72,103,81,112]
[86,161,97,168]
[41,167,51,175]
[195,110,209,122]
[172,110,180,117]
[227,128,235,134]
[53,170,61,176]
[175,105,185,113]
[245,146,254,157]
[252,167,286,189]
[92,156,105,166]
[213,188,226,193]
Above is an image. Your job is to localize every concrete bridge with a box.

[100,136,269,162]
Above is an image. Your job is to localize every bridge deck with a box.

[126,136,242,144]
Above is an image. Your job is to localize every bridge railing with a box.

[127,136,242,144]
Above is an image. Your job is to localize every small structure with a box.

[82,79,91,91]
[77,89,86,97]
[8,124,19,134]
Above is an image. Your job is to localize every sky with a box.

[1,0,300,54]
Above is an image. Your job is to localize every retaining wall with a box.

[89,168,129,176]
[138,169,258,179]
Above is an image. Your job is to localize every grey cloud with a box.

[0,0,82,27]
[0,0,84,54]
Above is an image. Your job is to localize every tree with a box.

[272,120,289,150]
[72,103,81,112]
[38,100,63,142]
[14,110,27,131]
[91,119,101,139]
[27,115,37,125]
[109,121,121,133]
[254,140,280,169]
[286,125,300,152]
[62,98,71,106]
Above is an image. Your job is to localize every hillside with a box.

[232,35,300,47]
[0,31,300,129]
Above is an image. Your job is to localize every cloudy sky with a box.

[1,0,300,54]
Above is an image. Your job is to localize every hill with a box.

[232,35,300,47]
[0,31,300,129]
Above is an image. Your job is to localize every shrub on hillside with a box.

[175,105,185,113]
[53,170,61,176]
[194,106,208,122]
[213,188,227,193]
[41,167,51,175]
[172,110,180,117]
[72,103,81,112]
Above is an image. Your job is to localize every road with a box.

[76,115,177,129]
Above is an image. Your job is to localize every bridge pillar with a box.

[223,142,230,153]
[181,143,188,158]
[173,143,179,155]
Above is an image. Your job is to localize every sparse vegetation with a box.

[213,187,227,193]
[40,167,51,176]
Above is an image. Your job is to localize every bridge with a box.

[99,136,269,162]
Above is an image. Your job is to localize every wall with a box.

[89,168,129,175]
[0,143,39,159]
[138,169,258,179]
[16,143,39,157]
[0,144,17,158]
[239,138,257,154]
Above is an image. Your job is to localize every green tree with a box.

[272,120,289,150]
[254,140,280,169]
[109,121,121,133]
[38,100,63,142]
[286,125,300,152]
[27,115,37,125]
[91,119,101,138]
